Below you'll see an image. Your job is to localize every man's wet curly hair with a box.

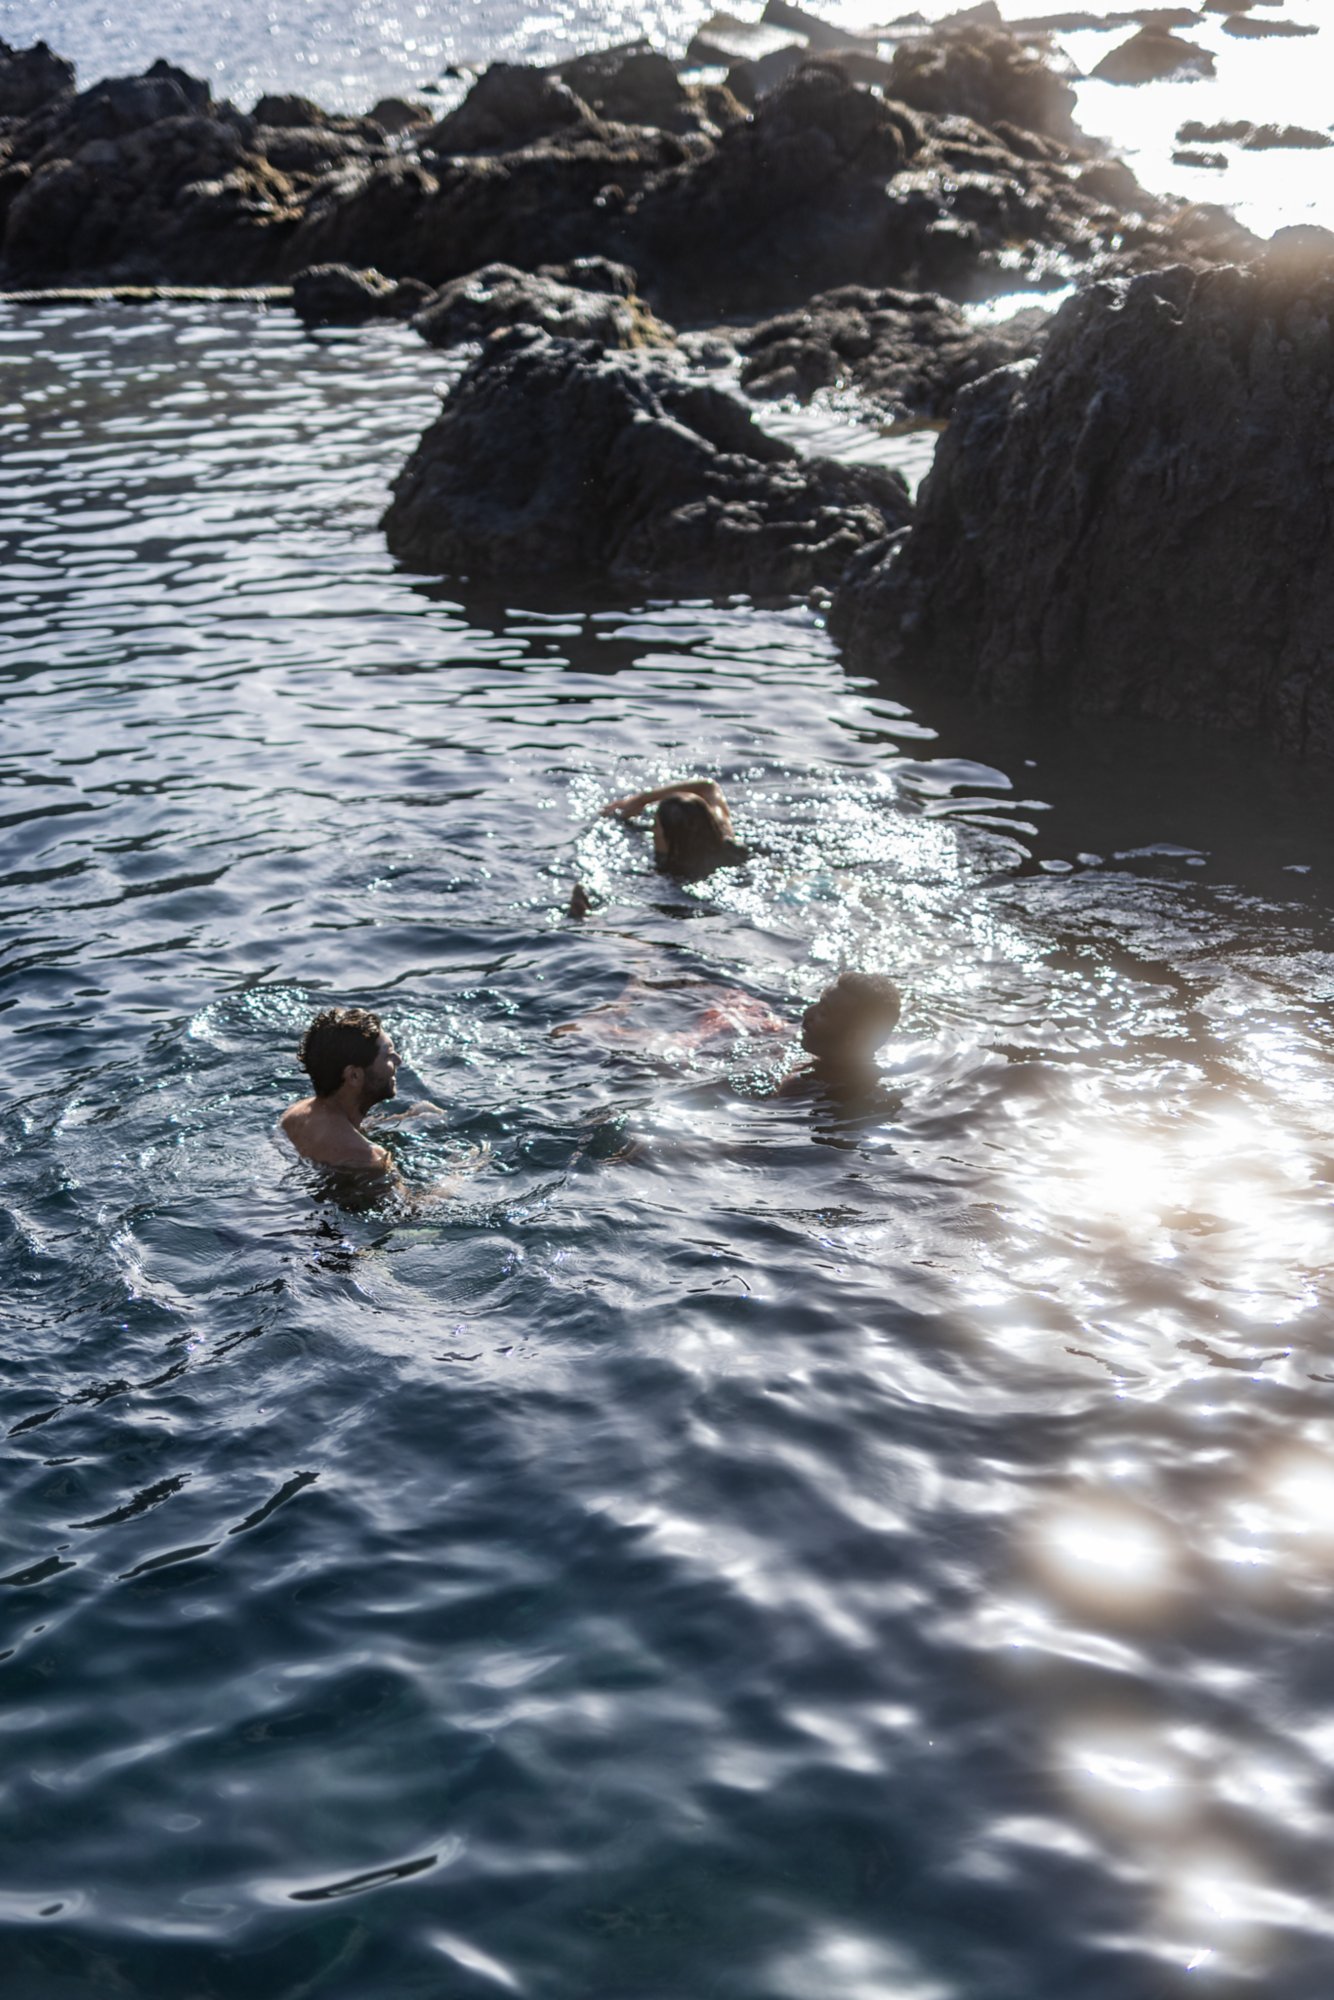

[298,1007,382,1098]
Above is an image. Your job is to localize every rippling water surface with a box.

[5,303,1334,1998]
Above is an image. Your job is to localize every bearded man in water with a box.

[279,1006,402,1171]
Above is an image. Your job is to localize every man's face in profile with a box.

[360,1032,399,1105]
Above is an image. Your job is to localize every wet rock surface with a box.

[830,243,1334,758]
[382,327,911,594]
[738,285,1050,420]
[410,259,670,349]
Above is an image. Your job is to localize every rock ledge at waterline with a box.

[381,327,912,595]
[829,237,1334,761]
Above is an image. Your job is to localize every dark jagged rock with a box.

[382,327,911,594]
[0,28,1223,310]
[368,97,432,136]
[622,56,1134,316]
[412,259,670,348]
[253,92,328,128]
[0,38,73,119]
[0,57,312,278]
[1173,148,1227,169]
[885,21,1079,145]
[419,63,600,154]
[738,285,1049,419]
[830,243,1334,759]
[3,76,300,278]
[292,262,430,326]
[554,42,743,138]
[282,118,684,286]
[1091,26,1216,80]
[254,124,373,176]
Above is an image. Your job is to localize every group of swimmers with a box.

[279,780,904,1174]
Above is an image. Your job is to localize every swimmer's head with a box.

[800,972,901,1067]
[653,792,749,880]
[298,1006,399,1104]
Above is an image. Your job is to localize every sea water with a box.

[5,10,1334,1997]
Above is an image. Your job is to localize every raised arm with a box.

[600,779,731,824]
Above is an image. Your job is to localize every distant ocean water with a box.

[3,0,1332,235]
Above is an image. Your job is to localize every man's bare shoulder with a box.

[278,1099,389,1171]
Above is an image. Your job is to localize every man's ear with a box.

[342,1062,363,1091]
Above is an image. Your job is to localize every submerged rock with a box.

[738,285,1049,420]
[830,242,1334,758]
[382,327,911,594]
[1091,26,1216,81]
[411,259,670,348]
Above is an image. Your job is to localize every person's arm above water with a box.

[600,779,732,830]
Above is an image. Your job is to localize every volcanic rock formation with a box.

[830,237,1334,758]
[382,327,912,594]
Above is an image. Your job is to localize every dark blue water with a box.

[6,301,1334,1999]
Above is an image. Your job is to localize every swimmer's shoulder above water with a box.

[601,777,749,880]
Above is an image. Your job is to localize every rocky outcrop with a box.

[383,328,911,594]
[553,42,743,140]
[411,258,669,348]
[738,285,1050,419]
[829,238,1334,759]
[0,60,304,278]
[885,21,1080,146]
[1091,26,1215,81]
[292,262,430,326]
[282,119,683,286]
[621,56,1139,317]
[0,25,1244,312]
[419,63,601,154]
[0,37,72,118]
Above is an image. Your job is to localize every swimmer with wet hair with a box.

[279,1006,402,1171]
[783,971,902,1093]
[601,778,749,880]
